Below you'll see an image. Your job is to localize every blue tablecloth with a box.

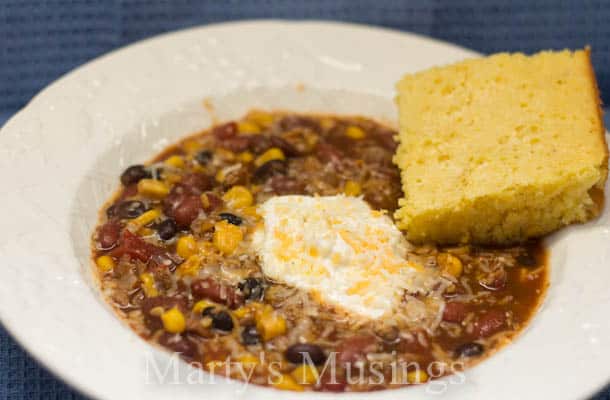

[2,1,610,398]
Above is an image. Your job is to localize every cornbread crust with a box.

[394,48,608,244]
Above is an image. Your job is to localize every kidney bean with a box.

[315,143,343,164]
[222,136,251,153]
[473,310,506,338]
[191,278,243,309]
[269,176,305,195]
[97,221,122,250]
[212,122,238,140]
[285,343,326,365]
[278,115,321,133]
[158,332,199,361]
[166,195,202,228]
[443,302,469,323]
[180,173,212,192]
[336,335,377,365]
[201,192,223,212]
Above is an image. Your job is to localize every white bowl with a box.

[0,20,609,400]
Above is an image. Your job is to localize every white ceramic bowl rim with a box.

[1,20,609,400]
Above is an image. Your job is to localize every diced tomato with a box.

[111,230,164,263]
[443,302,469,323]
[191,278,243,309]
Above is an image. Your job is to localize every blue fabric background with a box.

[1,1,610,399]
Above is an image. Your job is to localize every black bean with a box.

[285,343,326,365]
[195,150,213,165]
[211,310,234,332]
[105,204,117,218]
[238,278,265,301]
[116,200,147,219]
[253,159,287,182]
[454,342,484,358]
[219,213,242,226]
[241,325,261,345]
[516,252,537,267]
[120,165,151,186]
[157,219,178,240]
[201,306,216,317]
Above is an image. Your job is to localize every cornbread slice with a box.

[395,49,608,244]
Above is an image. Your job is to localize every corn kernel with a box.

[137,179,170,199]
[345,125,366,139]
[197,240,215,253]
[291,364,319,385]
[223,186,253,208]
[233,302,263,319]
[96,255,115,273]
[273,374,304,391]
[216,148,235,161]
[437,253,463,277]
[247,111,274,127]
[176,254,201,277]
[344,180,362,196]
[163,173,183,184]
[176,235,198,259]
[241,206,260,219]
[138,227,155,237]
[256,305,286,341]
[149,306,164,317]
[254,147,285,167]
[238,121,261,134]
[213,220,243,254]
[182,140,202,154]
[238,151,254,163]
[320,117,335,130]
[129,209,161,230]
[206,360,226,371]
[164,155,185,168]
[215,169,226,183]
[161,307,186,333]
[406,369,429,384]
[140,273,158,297]
[233,306,249,319]
[238,354,260,368]
[193,299,217,314]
